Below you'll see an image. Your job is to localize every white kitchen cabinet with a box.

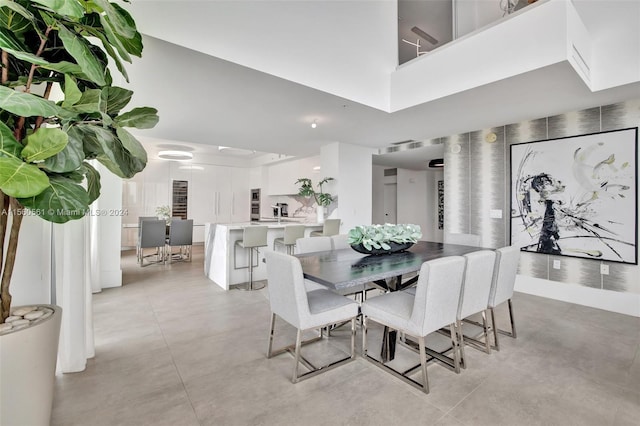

[231,167,250,222]
[267,156,320,195]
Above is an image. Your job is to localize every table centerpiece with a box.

[348,224,422,255]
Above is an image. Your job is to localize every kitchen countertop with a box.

[216,221,322,230]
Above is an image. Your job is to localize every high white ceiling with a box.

[124,0,640,170]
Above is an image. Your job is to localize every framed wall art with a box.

[510,127,638,264]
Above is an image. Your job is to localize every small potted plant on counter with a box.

[295,177,334,223]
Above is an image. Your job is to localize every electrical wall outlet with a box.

[552,260,561,269]
[600,264,610,275]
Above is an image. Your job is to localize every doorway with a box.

[383,183,397,224]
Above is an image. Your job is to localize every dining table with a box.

[296,240,484,361]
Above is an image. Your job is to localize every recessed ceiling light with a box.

[311,119,317,129]
[313,166,321,171]
[218,146,256,155]
[158,150,193,161]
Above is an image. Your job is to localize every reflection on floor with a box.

[52,245,640,425]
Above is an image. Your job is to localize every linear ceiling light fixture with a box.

[410,26,438,45]
[218,146,256,155]
[158,150,193,161]
[428,158,444,168]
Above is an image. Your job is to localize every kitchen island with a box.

[204,221,323,290]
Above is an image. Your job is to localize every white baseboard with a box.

[515,275,640,317]
[100,269,122,289]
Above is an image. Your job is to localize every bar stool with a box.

[273,224,306,254]
[234,225,268,291]
[310,218,340,237]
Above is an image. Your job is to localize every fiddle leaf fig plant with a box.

[348,224,422,251]
[295,177,334,207]
[0,0,158,322]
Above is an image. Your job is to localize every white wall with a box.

[129,0,397,111]
[93,163,123,288]
[454,0,503,39]
[371,165,387,224]
[397,169,428,236]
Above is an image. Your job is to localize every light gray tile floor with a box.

[52,246,640,426]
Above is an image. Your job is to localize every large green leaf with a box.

[62,75,82,107]
[114,107,159,129]
[68,88,101,113]
[22,127,68,162]
[0,1,35,35]
[18,175,89,223]
[0,26,28,51]
[0,85,76,118]
[111,3,143,57]
[41,60,83,75]
[42,126,84,173]
[81,161,101,205]
[0,156,50,197]
[78,124,145,178]
[32,0,84,19]
[0,121,23,158]
[57,23,107,86]
[101,86,132,115]
[116,127,147,162]
[91,0,135,39]
[85,25,129,82]
[98,13,131,63]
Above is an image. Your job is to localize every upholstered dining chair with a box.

[361,256,466,394]
[310,218,341,237]
[295,236,332,255]
[265,251,359,383]
[137,216,157,261]
[444,232,481,247]
[330,234,350,250]
[404,250,496,370]
[488,245,521,350]
[456,250,496,367]
[138,219,167,267]
[166,219,194,263]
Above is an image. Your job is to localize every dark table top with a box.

[296,240,484,292]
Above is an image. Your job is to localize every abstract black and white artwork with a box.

[510,127,638,264]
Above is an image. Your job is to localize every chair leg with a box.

[267,312,276,358]
[449,323,460,374]
[292,329,303,383]
[508,299,517,338]
[482,309,491,354]
[350,318,356,359]
[490,307,500,351]
[362,316,368,357]
[457,319,467,369]
[417,336,429,394]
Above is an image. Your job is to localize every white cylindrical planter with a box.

[0,305,62,426]
[316,206,325,224]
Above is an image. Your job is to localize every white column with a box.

[54,218,89,373]
[94,162,123,289]
[320,142,375,231]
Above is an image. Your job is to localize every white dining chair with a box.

[295,236,332,254]
[456,250,497,367]
[330,234,350,250]
[361,256,466,394]
[265,251,359,383]
[488,245,520,350]
[310,218,341,237]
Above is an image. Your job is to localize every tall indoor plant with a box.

[0,1,156,423]
[295,177,334,223]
